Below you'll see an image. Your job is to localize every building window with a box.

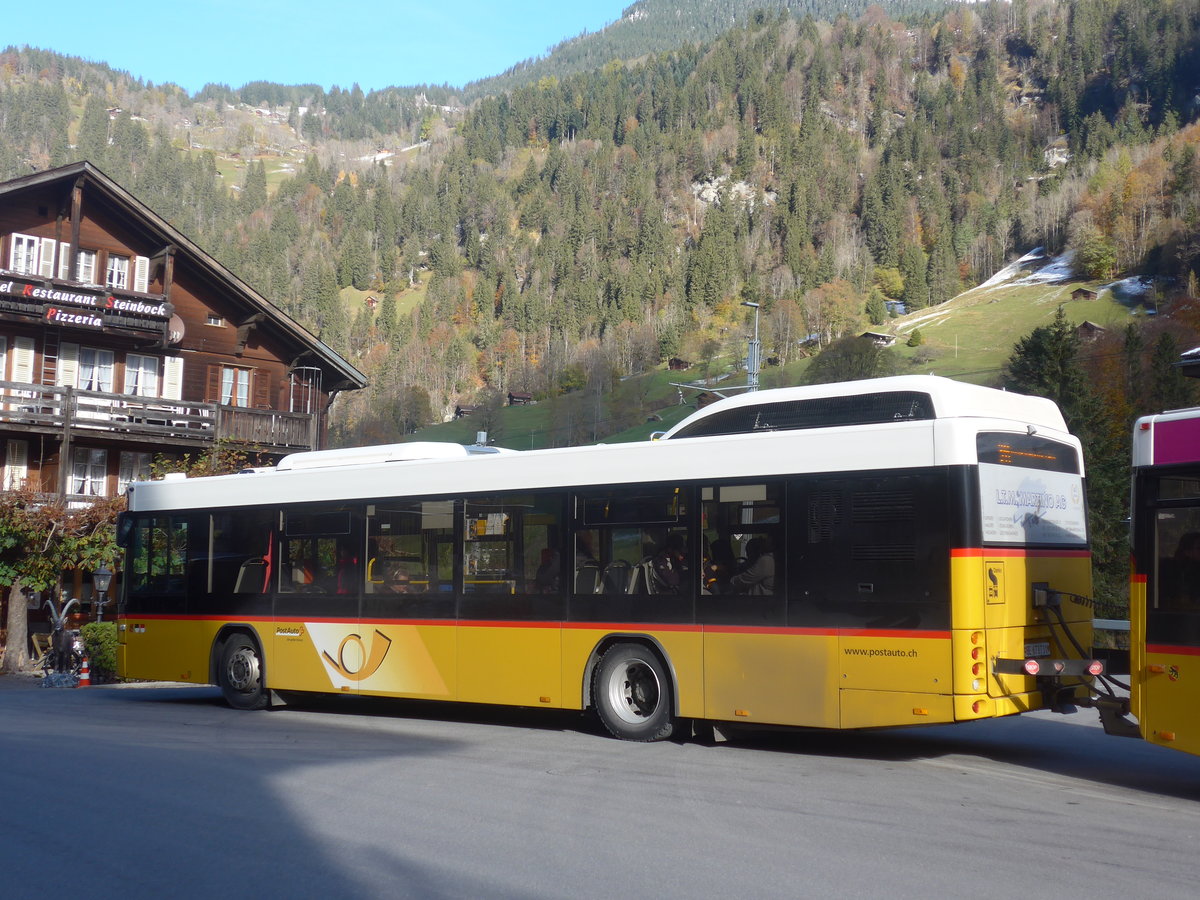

[124,354,159,397]
[78,348,115,392]
[71,448,108,496]
[106,253,130,290]
[117,451,152,495]
[75,249,97,284]
[9,233,41,275]
[206,314,224,327]
[221,366,252,407]
[4,439,28,490]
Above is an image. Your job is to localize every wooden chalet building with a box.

[0,161,366,504]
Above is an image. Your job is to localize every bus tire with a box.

[593,642,674,741]
[218,634,269,711]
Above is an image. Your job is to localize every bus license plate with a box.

[1024,641,1050,658]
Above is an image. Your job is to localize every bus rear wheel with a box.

[593,643,674,741]
[218,634,268,711]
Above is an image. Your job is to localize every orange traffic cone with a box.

[78,657,90,687]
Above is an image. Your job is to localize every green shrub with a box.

[80,622,118,683]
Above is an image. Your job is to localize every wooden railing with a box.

[0,379,316,452]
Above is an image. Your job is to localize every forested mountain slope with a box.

[462,0,948,100]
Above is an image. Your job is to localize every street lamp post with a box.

[93,565,113,622]
[742,301,760,393]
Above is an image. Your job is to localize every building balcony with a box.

[0,379,317,453]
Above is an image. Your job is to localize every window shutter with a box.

[58,242,71,280]
[13,336,35,384]
[4,439,28,489]
[57,342,79,387]
[163,356,184,400]
[0,336,6,379]
[253,371,271,409]
[205,365,221,403]
[38,238,56,278]
[134,255,150,292]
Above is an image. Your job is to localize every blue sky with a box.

[6,1,629,94]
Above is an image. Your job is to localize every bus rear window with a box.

[977,433,1079,474]
[668,391,934,439]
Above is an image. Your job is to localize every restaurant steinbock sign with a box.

[0,276,169,331]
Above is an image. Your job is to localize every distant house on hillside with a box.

[507,391,533,406]
[1075,321,1106,342]
[668,357,691,371]
[454,404,477,419]
[859,331,896,347]
[1071,287,1098,302]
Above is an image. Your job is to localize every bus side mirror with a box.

[115,512,134,549]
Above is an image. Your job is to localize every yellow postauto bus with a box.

[117,375,1101,741]
[1127,406,1200,756]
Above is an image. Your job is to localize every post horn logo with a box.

[322,629,392,681]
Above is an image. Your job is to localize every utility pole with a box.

[742,301,761,392]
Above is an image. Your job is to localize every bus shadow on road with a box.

[710,711,1200,802]
[96,681,1200,801]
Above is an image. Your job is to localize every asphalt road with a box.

[1,675,1197,899]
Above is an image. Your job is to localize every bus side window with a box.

[279,508,356,595]
[211,511,274,597]
[1157,517,1200,611]
[367,502,453,596]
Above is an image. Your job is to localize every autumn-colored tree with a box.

[0,491,123,673]
[801,280,863,346]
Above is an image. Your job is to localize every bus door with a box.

[699,482,812,727]
[1138,476,1200,753]
[274,506,365,695]
[359,501,456,701]
[458,494,564,708]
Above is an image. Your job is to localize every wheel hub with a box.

[227,647,261,693]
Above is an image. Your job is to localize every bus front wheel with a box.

[218,634,269,711]
[593,643,674,741]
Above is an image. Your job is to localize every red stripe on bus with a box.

[839,629,951,639]
[433,619,561,630]
[1146,644,1200,657]
[561,622,701,633]
[1131,574,1148,584]
[950,547,1091,558]
[700,626,837,636]
[128,613,274,622]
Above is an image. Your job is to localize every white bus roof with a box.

[127,376,1079,513]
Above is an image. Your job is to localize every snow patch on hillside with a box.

[970,248,1075,293]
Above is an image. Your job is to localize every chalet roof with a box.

[0,160,366,391]
[1178,345,1200,378]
